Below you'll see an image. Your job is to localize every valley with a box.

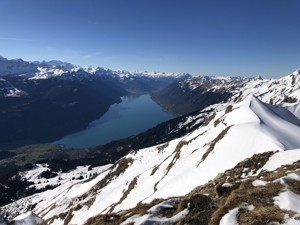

[0,57,189,148]
[52,94,172,148]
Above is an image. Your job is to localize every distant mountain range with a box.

[0,56,190,147]
[0,56,189,81]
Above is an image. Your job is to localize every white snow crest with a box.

[219,207,239,225]
[262,149,300,172]
[274,190,300,213]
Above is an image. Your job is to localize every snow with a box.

[120,208,188,225]
[284,173,300,181]
[115,70,190,79]
[285,214,300,225]
[0,164,112,223]
[0,56,190,81]
[14,211,33,220]
[286,103,300,119]
[21,163,111,191]
[274,190,300,213]
[219,204,255,225]
[13,211,43,225]
[222,183,233,187]
[292,69,300,75]
[262,149,300,171]
[252,180,268,186]
[148,198,180,212]
[219,207,239,225]
[249,96,300,149]
[29,66,190,81]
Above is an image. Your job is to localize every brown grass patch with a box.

[282,96,297,103]
[214,119,221,127]
[63,209,73,225]
[84,199,165,225]
[259,160,300,182]
[199,126,231,164]
[238,206,291,225]
[165,141,188,176]
[203,113,216,126]
[209,181,284,225]
[150,166,159,176]
[109,176,139,213]
[156,142,169,153]
[92,157,134,192]
[177,194,216,225]
[286,179,300,195]
[225,105,233,114]
[84,213,122,225]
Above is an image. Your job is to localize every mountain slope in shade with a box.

[152,69,300,116]
[2,94,300,224]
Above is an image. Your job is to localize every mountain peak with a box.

[292,69,300,76]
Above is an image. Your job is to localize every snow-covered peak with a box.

[83,66,101,74]
[292,68,300,76]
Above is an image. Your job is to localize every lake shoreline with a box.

[52,94,173,148]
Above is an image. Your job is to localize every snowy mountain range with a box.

[0,56,190,82]
[1,64,300,224]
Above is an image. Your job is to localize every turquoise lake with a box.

[52,95,173,148]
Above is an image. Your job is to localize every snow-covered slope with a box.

[2,92,300,224]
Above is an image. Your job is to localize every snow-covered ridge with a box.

[177,68,300,107]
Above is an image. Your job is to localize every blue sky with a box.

[0,0,299,78]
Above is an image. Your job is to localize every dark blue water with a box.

[52,95,172,148]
